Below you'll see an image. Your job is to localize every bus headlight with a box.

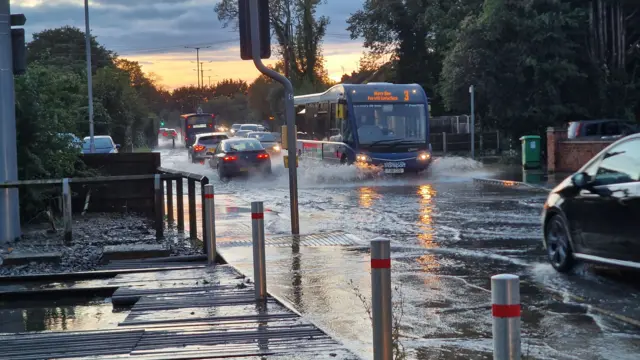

[418,152,431,161]
[356,154,371,162]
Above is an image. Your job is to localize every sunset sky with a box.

[14,0,366,90]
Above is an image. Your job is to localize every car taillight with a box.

[223,155,237,162]
[163,132,168,136]
[188,125,192,129]
[208,124,213,128]
[194,145,205,152]
[257,153,269,159]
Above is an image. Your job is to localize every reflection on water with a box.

[358,186,377,208]
[416,184,440,279]
[0,300,126,333]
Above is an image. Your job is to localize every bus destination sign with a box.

[368,91,398,101]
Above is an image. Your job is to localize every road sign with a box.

[239,0,271,60]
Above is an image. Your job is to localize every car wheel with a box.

[544,214,575,273]
[217,165,230,182]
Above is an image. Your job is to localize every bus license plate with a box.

[384,168,404,174]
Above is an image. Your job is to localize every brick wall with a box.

[546,127,613,173]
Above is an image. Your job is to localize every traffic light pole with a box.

[0,0,22,243]
[248,0,299,235]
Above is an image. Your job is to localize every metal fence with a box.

[430,115,471,134]
[430,130,502,154]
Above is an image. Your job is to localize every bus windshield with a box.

[352,103,426,145]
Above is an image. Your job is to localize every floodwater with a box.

[157,146,640,360]
[0,298,127,333]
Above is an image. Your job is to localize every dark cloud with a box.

[14,0,362,57]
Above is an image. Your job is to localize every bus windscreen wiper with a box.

[368,138,404,146]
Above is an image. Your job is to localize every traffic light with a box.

[10,14,27,75]
[160,121,165,126]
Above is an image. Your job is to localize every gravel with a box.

[0,212,203,276]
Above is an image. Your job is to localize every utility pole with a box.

[0,0,22,243]
[208,75,211,86]
[201,68,212,87]
[199,60,212,87]
[186,46,210,88]
[84,0,95,153]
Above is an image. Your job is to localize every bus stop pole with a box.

[249,0,300,235]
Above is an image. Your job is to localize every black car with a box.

[188,132,228,163]
[542,133,640,272]
[209,138,272,180]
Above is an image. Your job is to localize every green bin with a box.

[519,135,541,169]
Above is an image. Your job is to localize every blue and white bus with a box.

[293,82,432,174]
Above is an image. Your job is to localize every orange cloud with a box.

[125,42,364,90]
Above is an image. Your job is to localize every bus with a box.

[181,112,217,147]
[293,82,432,174]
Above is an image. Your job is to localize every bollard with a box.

[203,184,217,265]
[491,274,521,360]
[200,180,209,253]
[62,178,72,244]
[154,174,164,238]
[251,201,267,301]
[371,238,392,360]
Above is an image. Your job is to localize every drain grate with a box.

[217,231,360,248]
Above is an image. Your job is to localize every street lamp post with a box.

[469,85,475,160]
[84,0,95,153]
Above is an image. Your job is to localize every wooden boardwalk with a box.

[0,263,357,360]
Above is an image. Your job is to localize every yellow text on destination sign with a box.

[367,91,399,101]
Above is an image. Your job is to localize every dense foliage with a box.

[347,0,640,138]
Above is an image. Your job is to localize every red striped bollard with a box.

[251,201,267,301]
[491,274,521,360]
[203,184,216,265]
[371,238,392,360]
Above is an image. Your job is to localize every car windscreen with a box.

[198,135,227,145]
[83,137,113,149]
[248,133,276,142]
[223,139,264,152]
[240,125,258,131]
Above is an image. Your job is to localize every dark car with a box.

[567,119,640,140]
[541,133,640,272]
[246,131,281,154]
[209,138,272,180]
[188,132,229,163]
[81,136,120,154]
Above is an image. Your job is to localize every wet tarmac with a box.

[154,147,640,359]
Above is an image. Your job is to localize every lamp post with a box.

[84,0,95,153]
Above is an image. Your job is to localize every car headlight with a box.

[273,145,281,151]
[356,153,371,162]
[417,152,431,161]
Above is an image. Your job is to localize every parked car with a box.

[541,133,640,272]
[246,131,281,154]
[208,138,272,180]
[81,135,120,154]
[567,119,640,140]
[188,132,229,163]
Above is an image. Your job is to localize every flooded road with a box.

[160,146,640,360]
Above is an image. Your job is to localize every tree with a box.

[214,79,249,97]
[27,26,114,73]
[14,64,89,218]
[214,0,330,88]
[439,0,591,137]
[248,75,278,120]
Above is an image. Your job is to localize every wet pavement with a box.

[159,146,640,360]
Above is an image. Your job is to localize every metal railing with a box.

[0,170,211,249]
[156,167,209,244]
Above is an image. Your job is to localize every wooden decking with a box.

[0,264,356,360]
